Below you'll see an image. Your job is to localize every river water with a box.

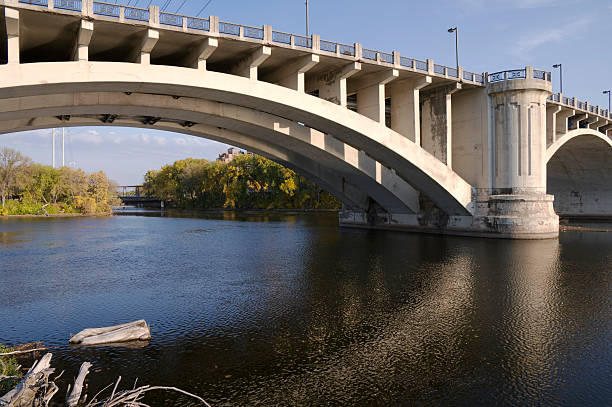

[1,210,611,406]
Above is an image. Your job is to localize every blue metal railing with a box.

[489,69,526,82]
[93,1,119,17]
[320,40,337,53]
[187,17,209,31]
[339,43,355,57]
[219,21,240,36]
[160,12,182,27]
[434,64,445,75]
[548,93,612,122]
[19,0,48,5]
[379,52,393,64]
[400,56,413,68]
[414,60,427,71]
[55,0,81,11]
[124,6,148,21]
[243,25,264,40]
[293,35,311,48]
[272,31,291,44]
[362,48,377,61]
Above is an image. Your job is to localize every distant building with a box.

[216,147,253,163]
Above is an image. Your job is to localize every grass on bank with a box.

[0,344,22,396]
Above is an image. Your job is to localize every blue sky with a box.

[2,0,611,184]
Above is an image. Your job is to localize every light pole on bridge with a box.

[552,64,563,94]
[448,27,459,80]
[604,90,611,115]
[305,0,310,37]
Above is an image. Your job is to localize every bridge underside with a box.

[548,135,612,219]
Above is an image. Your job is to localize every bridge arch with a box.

[2,119,412,213]
[546,129,612,218]
[0,61,473,216]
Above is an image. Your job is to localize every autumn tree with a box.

[0,147,30,207]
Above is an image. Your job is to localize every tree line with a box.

[143,154,341,210]
[0,147,119,216]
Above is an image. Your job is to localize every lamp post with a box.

[604,90,611,116]
[305,0,310,37]
[552,64,563,94]
[448,26,459,79]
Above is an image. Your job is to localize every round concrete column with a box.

[478,67,559,238]
[488,67,550,193]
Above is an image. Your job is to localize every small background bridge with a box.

[116,185,162,207]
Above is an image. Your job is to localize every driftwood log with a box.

[65,362,92,407]
[1,354,210,407]
[69,320,151,345]
[0,353,57,407]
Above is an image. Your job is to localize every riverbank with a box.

[113,207,339,214]
[1,212,112,218]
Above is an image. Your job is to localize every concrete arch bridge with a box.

[1,0,610,238]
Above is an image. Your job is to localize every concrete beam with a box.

[231,46,271,80]
[196,37,218,70]
[555,108,575,137]
[354,70,399,125]
[72,20,94,62]
[545,105,561,146]
[347,69,399,95]
[313,62,361,107]
[4,7,19,64]
[262,54,319,92]
[589,117,607,131]
[569,113,588,130]
[387,77,432,144]
[138,29,159,65]
[600,123,612,133]
[421,83,461,167]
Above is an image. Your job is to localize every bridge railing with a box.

[548,93,612,120]
[18,0,48,6]
[489,69,526,82]
[124,5,148,21]
[15,0,488,85]
[92,1,119,17]
[55,0,81,12]
[271,30,312,48]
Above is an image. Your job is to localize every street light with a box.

[604,90,611,115]
[305,0,310,37]
[448,27,459,79]
[552,64,563,94]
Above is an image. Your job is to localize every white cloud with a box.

[66,129,104,145]
[509,16,591,58]
[153,135,168,146]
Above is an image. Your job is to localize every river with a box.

[1,210,612,406]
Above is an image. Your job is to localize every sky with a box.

[1,0,611,185]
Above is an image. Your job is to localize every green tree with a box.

[0,147,30,207]
[142,153,341,210]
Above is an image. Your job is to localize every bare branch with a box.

[0,348,48,356]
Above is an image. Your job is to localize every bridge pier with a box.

[474,67,558,238]
[341,67,561,239]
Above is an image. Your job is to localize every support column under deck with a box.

[4,7,19,65]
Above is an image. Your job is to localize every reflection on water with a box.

[1,212,611,406]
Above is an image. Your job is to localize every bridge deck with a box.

[1,0,484,88]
